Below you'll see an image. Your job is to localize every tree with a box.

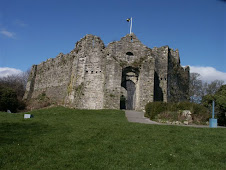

[189,72,224,103]
[202,85,226,126]
[0,85,19,112]
[0,69,30,100]
[189,73,203,102]
[0,69,30,112]
[202,80,224,96]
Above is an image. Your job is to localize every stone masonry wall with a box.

[152,46,169,102]
[24,33,189,110]
[65,35,105,109]
[167,49,190,101]
[104,34,155,110]
[24,53,74,104]
[23,64,37,100]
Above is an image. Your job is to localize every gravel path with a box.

[125,110,159,125]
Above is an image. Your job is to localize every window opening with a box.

[126,52,134,56]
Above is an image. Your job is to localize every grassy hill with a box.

[0,107,226,169]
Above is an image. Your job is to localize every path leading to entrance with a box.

[125,110,225,128]
[125,110,160,124]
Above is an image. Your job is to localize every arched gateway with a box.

[121,66,139,110]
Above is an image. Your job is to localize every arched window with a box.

[126,52,134,56]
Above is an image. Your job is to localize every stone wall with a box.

[65,35,105,109]
[152,46,169,102]
[24,33,189,111]
[167,49,190,102]
[104,34,155,110]
[24,53,74,104]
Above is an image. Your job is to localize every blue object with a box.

[212,100,215,118]
[209,118,217,128]
[209,101,217,128]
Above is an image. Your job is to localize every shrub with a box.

[0,86,19,112]
[145,102,167,119]
[156,111,182,121]
[145,101,210,124]
[177,102,193,110]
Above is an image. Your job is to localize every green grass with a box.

[0,107,226,169]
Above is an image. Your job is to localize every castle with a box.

[23,33,189,110]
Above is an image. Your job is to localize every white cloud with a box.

[0,30,15,38]
[0,67,23,78]
[14,19,27,27]
[189,66,226,84]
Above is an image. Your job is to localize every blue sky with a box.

[0,0,225,82]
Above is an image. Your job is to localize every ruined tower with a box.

[24,34,189,110]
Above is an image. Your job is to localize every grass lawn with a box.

[0,107,226,169]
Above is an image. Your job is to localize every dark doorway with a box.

[121,66,139,110]
[126,80,136,110]
[154,72,163,101]
[120,95,126,109]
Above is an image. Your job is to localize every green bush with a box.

[156,111,181,122]
[0,86,19,112]
[145,102,167,119]
[145,101,210,124]
[0,86,27,112]
[177,102,193,110]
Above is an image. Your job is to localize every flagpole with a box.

[130,17,132,34]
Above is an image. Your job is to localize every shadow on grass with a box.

[0,122,51,146]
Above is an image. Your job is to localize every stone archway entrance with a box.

[121,66,139,110]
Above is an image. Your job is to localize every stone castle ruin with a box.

[24,33,189,110]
